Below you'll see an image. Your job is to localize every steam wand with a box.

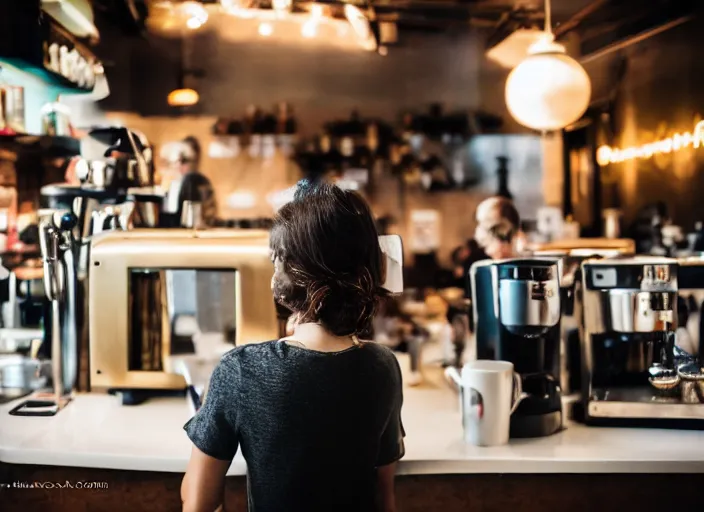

[649,321,680,392]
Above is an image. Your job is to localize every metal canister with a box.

[181,200,203,229]
[678,363,704,404]
[603,208,622,239]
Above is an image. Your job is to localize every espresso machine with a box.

[676,257,704,361]
[88,229,280,404]
[470,258,563,437]
[580,257,704,426]
[530,239,636,394]
[38,127,160,390]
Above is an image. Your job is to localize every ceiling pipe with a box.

[553,0,610,38]
[579,15,693,64]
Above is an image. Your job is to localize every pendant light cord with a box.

[544,0,552,34]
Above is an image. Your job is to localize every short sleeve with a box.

[376,356,406,467]
[183,359,239,461]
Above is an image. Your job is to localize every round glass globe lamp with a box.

[505,37,591,131]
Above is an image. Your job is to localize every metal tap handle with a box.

[39,220,61,302]
[53,210,79,234]
[50,210,79,398]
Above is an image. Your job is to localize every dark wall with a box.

[95,17,516,135]
[586,14,704,229]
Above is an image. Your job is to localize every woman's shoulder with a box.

[359,340,400,365]
[219,340,280,366]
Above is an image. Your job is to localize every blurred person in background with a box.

[450,238,488,290]
[162,136,218,227]
[474,196,524,260]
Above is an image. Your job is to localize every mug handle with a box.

[444,366,462,389]
[509,372,523,414]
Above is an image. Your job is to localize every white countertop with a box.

[2,353,704,475]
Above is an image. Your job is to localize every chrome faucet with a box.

[38,211,79,411]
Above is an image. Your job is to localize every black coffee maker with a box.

[470,258,563,437]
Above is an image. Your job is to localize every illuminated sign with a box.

[596,120,704,166]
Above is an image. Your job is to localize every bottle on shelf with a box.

[0,88,16,136]
[339,136,355,175]
[319,130,340,177]
[209,117,243,159]
[246,105,264,158]
[496,156,512,199]
[276,102,297,157]
[400,112,416,145]
[261,111,277,161]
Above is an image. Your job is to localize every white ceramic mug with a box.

[445,360,523,447]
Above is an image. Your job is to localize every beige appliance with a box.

[88,229,278,397]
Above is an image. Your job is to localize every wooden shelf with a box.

[0,134,81,158]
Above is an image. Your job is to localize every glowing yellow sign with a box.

[596,120,704,166]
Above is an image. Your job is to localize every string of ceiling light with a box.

[159,0,383,108]
[148,1,380,53]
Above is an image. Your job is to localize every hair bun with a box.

[314,271,390,336]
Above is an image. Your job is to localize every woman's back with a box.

[182,181,405,512]
[185,340,404,512]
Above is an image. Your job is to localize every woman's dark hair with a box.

[270,180,389,336]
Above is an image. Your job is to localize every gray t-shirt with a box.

[184,340,405,512]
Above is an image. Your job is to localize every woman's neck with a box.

[286,322,357,352]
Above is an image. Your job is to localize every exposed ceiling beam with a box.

[553,0,610,38]
[580,14,693,64]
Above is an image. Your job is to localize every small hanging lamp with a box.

[504,0,592,131]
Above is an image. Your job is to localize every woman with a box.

[182,180,405,512]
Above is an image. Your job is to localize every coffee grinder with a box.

[470,258,563,437]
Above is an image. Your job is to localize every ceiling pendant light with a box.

[168,36,199,107]
[168,88,199,107]
[504,0,591,132]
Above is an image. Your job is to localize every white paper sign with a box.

[409,209,440,253]
[379,234,404,294]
